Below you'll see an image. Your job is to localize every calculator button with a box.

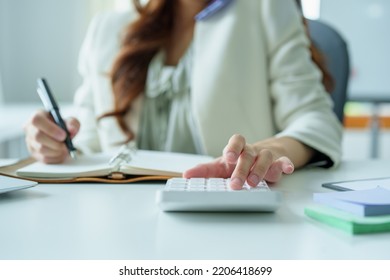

[188,184,206,191]
[189,178,206,185]
[169,178,188,183]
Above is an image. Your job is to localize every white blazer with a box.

[73,0,342,165]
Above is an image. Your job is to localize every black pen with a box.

[36,78,77,159]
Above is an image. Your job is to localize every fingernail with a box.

[68,123,77,131]
[248,174,260,186]
[285,164,294,174]
[55,130,66,141]
[230,177,243,189]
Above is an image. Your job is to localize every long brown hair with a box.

[303,21,335,93]
[103,0,333,141]
[295,0,334,93]
[100,0,174,141]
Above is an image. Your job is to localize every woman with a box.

[24,0,342,189]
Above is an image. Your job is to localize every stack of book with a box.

[304,187,390,234]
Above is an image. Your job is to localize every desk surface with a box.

[1,160,389,260]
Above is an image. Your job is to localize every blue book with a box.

[313,187,390,217]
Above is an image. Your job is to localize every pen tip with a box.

[70,150,78,160]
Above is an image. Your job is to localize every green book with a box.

[304,205,390,234]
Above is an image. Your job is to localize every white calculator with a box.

[156,178,282,212]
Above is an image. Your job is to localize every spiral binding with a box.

[108,142,137,167]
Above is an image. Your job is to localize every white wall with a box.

[320,0,390,99]
[0,0,5,103]
[0,0,90,103]
[3,0,387,103]
[0,69,3,103]
[0,0,130,158]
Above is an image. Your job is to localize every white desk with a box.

[0,160,389,260]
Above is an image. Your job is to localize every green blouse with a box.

[137,44,202,154]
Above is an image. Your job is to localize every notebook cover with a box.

[0,158,171,183]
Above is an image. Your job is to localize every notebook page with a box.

[0,159,19,168]
[120,150,214,176]
[16,154,112,178]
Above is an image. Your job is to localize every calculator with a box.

[156,178,282,212]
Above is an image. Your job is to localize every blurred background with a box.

[0,0,389,160]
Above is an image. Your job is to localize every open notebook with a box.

[2,148,213,183]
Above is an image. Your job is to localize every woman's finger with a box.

[222,134,246,164]
[183,158,233,179]
[28,110,67,142]
[229,144,257,190]
[66,117,80,139]
[264,156,294,183]
[246,149,273,187]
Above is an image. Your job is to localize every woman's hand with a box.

[184,134,313,189]
[24,110,80,163]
